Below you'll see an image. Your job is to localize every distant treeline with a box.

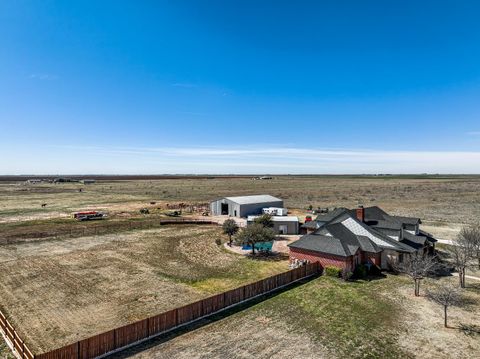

[0,174,479,182]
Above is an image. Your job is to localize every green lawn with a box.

[257,275,412,358]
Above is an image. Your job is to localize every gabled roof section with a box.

[393,215,421,225]
[288,234,354,257]
[348,206,421,227]
[224,195,282,205]
[419,229,438,243]
[400,232,428,249]
[331,213,416,253]
[348,206,390,222]
[314,207,349,223]
[356,235,382,253]
[305,205,431,253]
[370,220,403,230]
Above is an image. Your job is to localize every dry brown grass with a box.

[2,176,480,243]
[0,225,287,353]
[2,176,480,225]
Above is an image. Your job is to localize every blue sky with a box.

[1,0,480,174]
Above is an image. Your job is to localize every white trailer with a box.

[262,207,288,216]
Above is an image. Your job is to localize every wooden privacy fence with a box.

[32,263,319,359]
[0,310,35,359]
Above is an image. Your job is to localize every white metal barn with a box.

[210,195,283,218]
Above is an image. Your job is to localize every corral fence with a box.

[0,310,35,359]
[4,263,319,359]
[3,218,217,244]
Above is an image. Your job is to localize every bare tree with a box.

[460,224,480,270]
[426,282,463,328]
[393,254,438,296]
[449,231,474,288]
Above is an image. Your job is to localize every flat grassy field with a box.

[120,275,480,359]
[0,225,287,354]
[2,175,480,223]
[1,175,480,242]
[1,175,479,358]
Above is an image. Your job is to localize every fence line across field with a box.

[1,263,320,359]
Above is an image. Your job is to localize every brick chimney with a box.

[356,205,365,222]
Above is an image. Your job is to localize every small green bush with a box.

[342,270,354,281]
[215,237,222,246]
[324,265,342,277]
[354,264,367,279]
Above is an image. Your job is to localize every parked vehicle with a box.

[73,211,107,221]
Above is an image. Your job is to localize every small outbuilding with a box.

[210,195,283,218]
[81,179,96,184]
[247,215,299,235]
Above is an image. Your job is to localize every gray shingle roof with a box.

[370,219,403,230]
[300,205,434,254]
[290,220,382,258]
[356,235,382,253]
[348,206,421,227]
[288,234,355,257]
[419,229,438,243]
[314,208,349,223]
[400,232,428,249]
[326,212,417,252]
[393,215,421,225]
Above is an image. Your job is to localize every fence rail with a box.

[0,309,35,359]
[29,263,319,359]
[2,218,217,244]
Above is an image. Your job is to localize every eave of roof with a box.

[288,234,352,257]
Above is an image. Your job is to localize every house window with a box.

[399,254,404,263]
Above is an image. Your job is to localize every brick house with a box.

[289,206,437,271]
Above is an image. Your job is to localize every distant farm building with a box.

[26,179,42,184]
[247,215,299,234]
[81,179,96,184]
[210,195,283,218]
[53,178,78,183]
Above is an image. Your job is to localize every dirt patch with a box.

[397,277,480,358]
[123,307,331,359]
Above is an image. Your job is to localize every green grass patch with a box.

[256,275,412,359]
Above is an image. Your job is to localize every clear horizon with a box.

[1,1,480,174]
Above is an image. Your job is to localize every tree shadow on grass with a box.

[458,323,480,336]
[245,252,289,262]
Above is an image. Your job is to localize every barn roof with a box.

[247,215,298,222]
[224,195,282,205]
